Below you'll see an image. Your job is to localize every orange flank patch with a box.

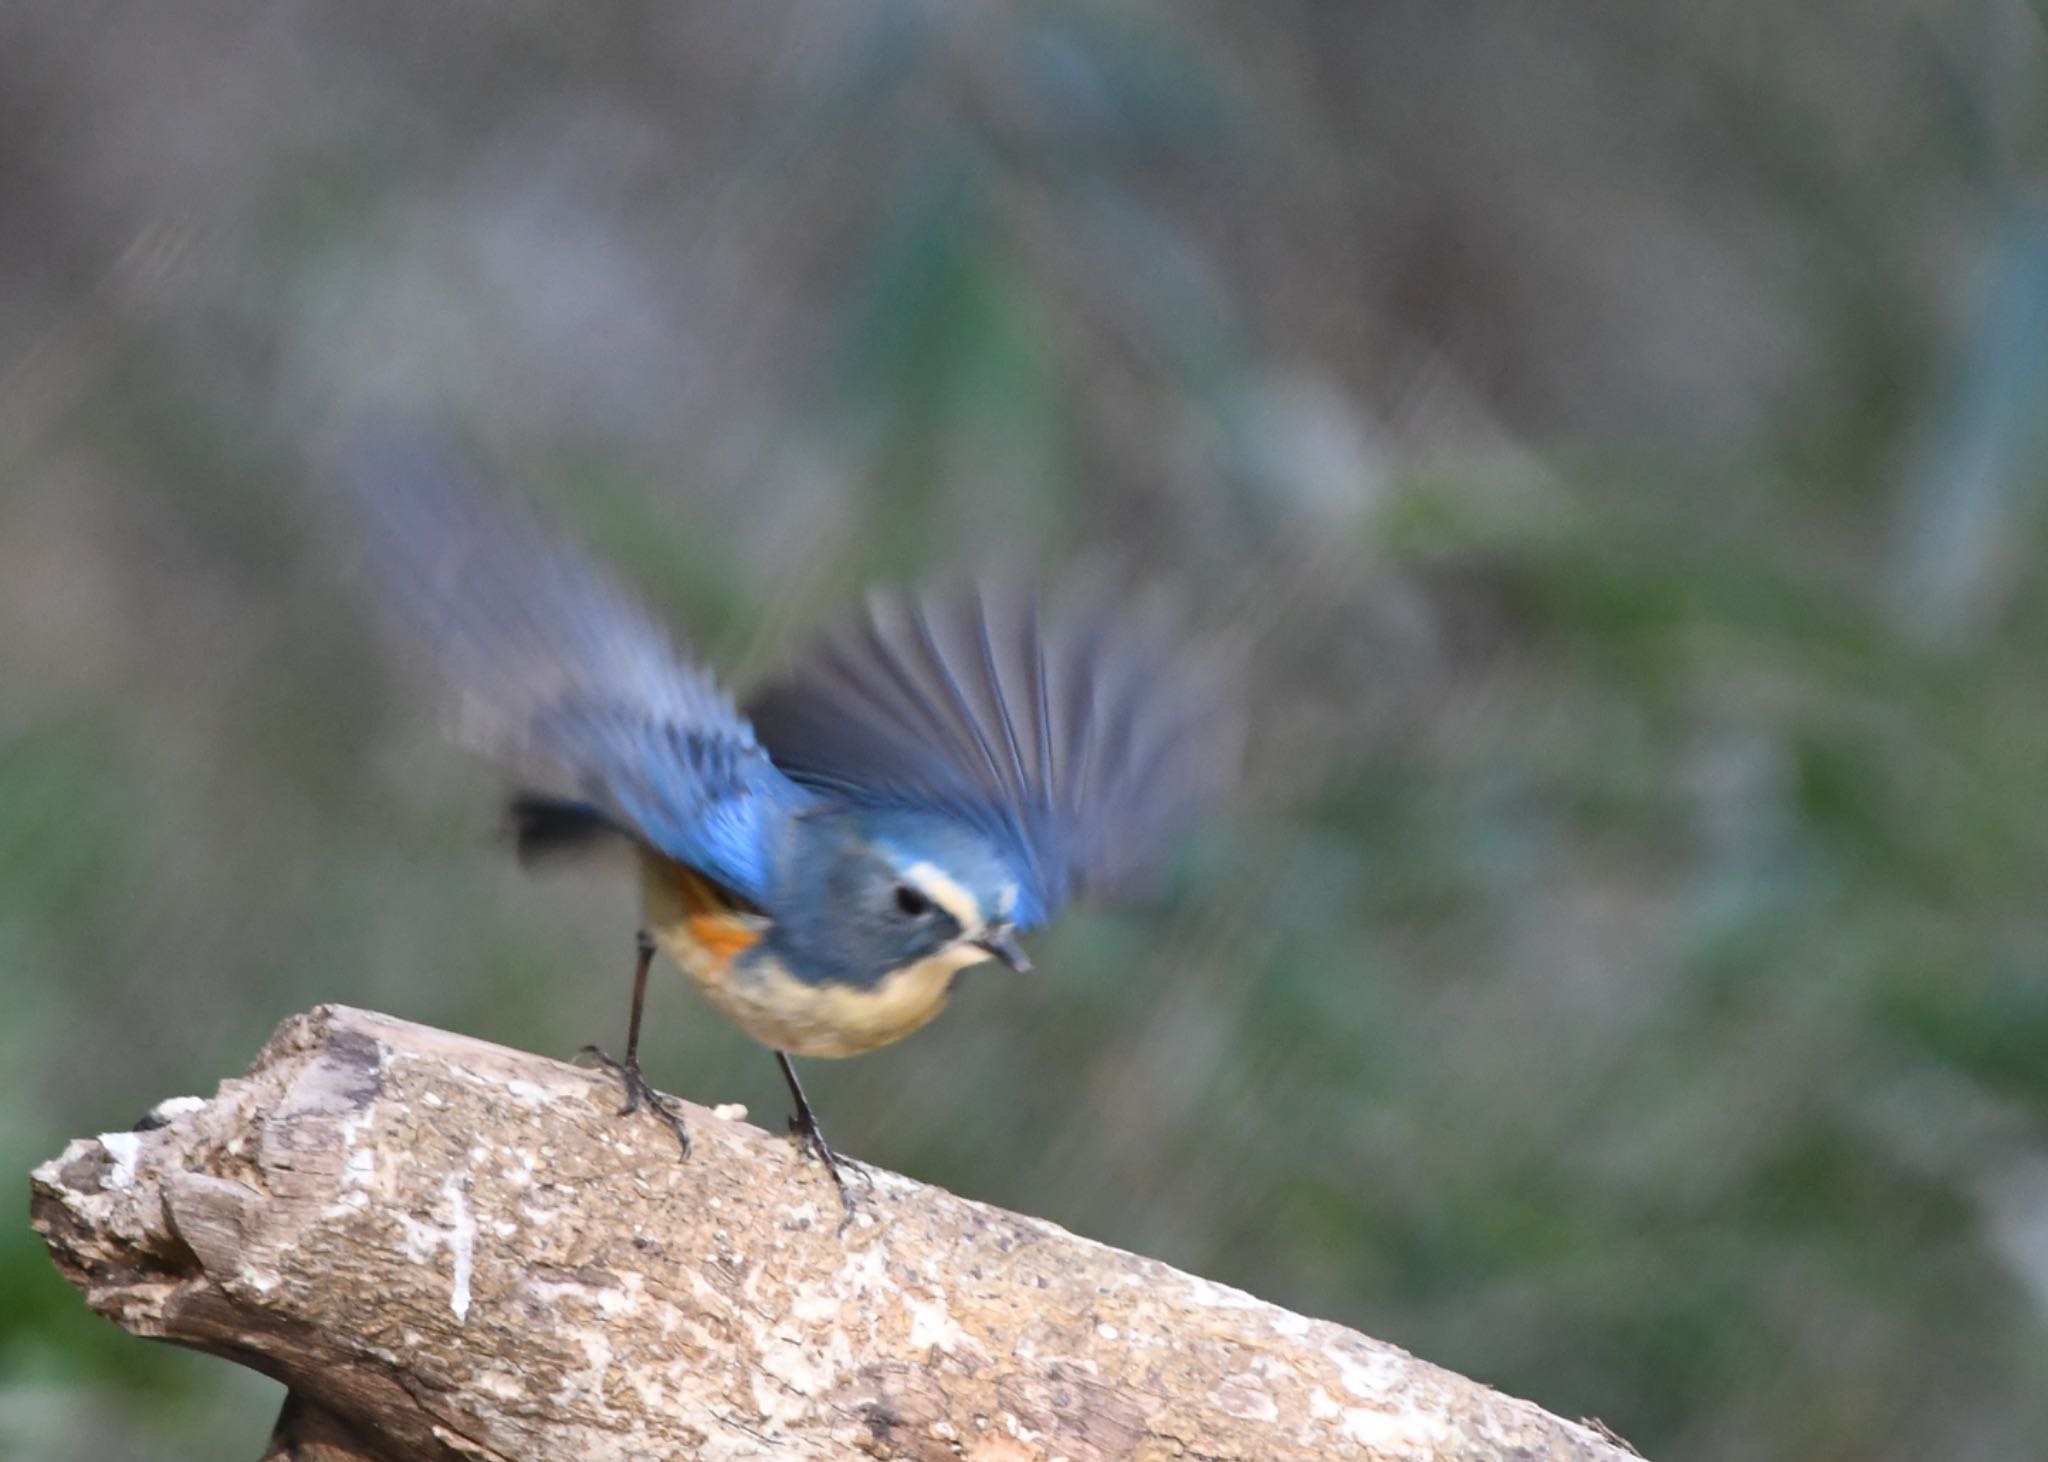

[661,861,762,967]
[686,907,761,964]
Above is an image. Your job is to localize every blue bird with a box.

[341,430,1235,1209]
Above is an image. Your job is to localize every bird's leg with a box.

[776,1051,859,1220]
[581,930,691,1158]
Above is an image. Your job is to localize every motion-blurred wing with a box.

[745,578,1237,929]
[337,427,800,902]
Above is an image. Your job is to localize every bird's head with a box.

[774,807,1031,989]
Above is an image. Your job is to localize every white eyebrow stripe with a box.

[899,860,982,932]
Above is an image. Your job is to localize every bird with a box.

[339,428,1236,1211]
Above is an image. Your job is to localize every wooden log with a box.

[30,1005,1638,1461]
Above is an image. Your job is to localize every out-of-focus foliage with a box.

[5,3,2048,1459]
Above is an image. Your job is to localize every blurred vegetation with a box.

[5,3,2048,1459]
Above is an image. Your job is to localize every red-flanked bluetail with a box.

[339,427,1238,1213]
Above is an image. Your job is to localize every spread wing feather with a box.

[337,427,800,901]
[746,577,1236,928]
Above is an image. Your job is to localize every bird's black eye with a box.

[893,884,932,918]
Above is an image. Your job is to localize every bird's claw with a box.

[581,1044,691,1159]
[787,1110,863,1227]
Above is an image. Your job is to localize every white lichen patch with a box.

[524,1268,645,1333]
[1338,1405,1453,1449]
[446,1179,476,1323]
[599,1271,646,1318]
[1306,1381,1448,1449]
[1178,1273,1269,1313]
[392,1174,481,1323]
[503,1078,552,1106]
[346,1146,376,1187]
[95,1132,142,1191]
[776,1202,822,1230]
[830,1239,892,1300]
[338,1103,377,1145]
[474,1369,526,1401]
[1331,1344,1400,1400]
[712,1102,748,1122]
[789,1289,842,1324]
[143,1094,208,1125]
[747,1370,792,1427]
[758,1324,849,1399]
[396,1212,441,1263]
[906,1290,968,1353]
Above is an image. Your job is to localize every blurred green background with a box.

[6,4,2048,1458]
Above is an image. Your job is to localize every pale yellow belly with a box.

[640,854,988,1058]
[669,932,982,1057]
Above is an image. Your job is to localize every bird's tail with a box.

[506,792,626,867]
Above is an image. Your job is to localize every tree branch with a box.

[31,1006,1635,1461]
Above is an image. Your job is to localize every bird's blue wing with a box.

[337,427,802,902]
[744,577,1237,929]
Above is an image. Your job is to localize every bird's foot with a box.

[580,1045,691,1159]
[787,1108,863,1227]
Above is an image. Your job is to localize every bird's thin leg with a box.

[776,1051,858,1219]
[582,930,691,1157]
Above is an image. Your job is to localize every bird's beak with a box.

[974,927,1032,973]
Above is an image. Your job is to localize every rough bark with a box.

[31,1005,1637,1461]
